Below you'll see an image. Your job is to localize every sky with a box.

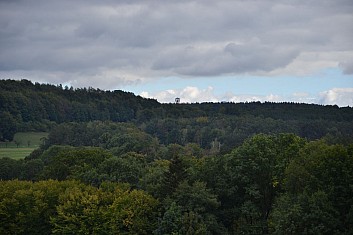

[0,0,353,106]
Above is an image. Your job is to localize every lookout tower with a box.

[175,97,180,104]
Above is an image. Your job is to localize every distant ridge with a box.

[1,79,353,142]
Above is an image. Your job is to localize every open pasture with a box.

[0,132,48,159]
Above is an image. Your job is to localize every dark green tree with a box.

[160,155,188,198]
[270,141,353,234]
[0,157,22,180]
[0,111,17,141]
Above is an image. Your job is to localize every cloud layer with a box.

[1,1,353,86]
[141,86,353,107]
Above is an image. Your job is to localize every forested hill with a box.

[162,101,353,121]
[0,79,159,140]
[1,79,353,147]
[0,79,159,123]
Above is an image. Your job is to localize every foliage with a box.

[0,111,17,141]
[0,157,22,180]
[0,79,159,128]
[0,180,158,235]
[199,133,306,233]
[92,152,147,187]
[51,183,158,235]
[270,141,353,234]
[140,159,170,198]
[43,121,160,159]
[40,146,113,181]
[270,191,340,235]
[0,180,79,235]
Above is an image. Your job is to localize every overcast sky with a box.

[1,0,353,106]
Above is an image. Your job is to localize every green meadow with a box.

[0,132,48,159]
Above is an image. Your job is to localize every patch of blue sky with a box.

[124,67,353,96]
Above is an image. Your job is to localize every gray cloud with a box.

[152,42,299,76]
[340,60,353,74]
[0,0,353,87]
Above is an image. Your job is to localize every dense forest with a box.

[2,79,353,148]
[1,79,353,234]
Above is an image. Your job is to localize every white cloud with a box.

[141,86,218,103]
[180,86,218,103]
[140,89,177,102]
[319,88,353,106]
[141,86,353,107]
[227,93,284,103]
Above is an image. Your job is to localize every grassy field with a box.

[0,148,35,160]
[0,132,48,159]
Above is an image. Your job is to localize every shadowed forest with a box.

[1,79,353,234]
